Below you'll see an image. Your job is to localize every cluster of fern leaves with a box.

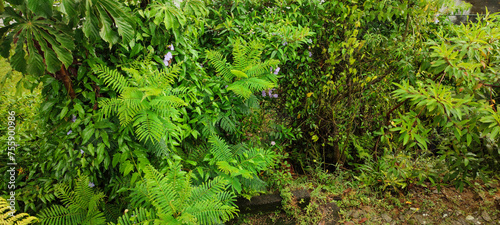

[188,135,277,198]
[0,196,38,225]
[114,160,238,225]
[37,176,106,224]
[92,56,188,144]
[206,38,279,100]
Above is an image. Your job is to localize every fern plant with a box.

[37,176,106,225]
[112,160,238,225]
[92,58,188,144]
[186,39,280,142]
[190,135,277,198]
[0,197,38,225]
[206,38,279,100]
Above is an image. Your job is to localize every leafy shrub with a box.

[355,153,442,192]
[390,13,500,189]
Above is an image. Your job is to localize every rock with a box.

[443,213,449,218]
[481,211,491,222]
[381,213,392,223]
[466,215,475,221]
[410,207,419,211]
[235,189,311,214]
[318,202,340,225]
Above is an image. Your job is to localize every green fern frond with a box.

[186,200,238,225]
[208,136,233,162]
[111,208,156,225]
[93,64,130,94]
[239,77,275,92]
[133,110,166,143]
[245,59,279,79]
[122,67,144,87]
[38,205,84,225]
[128,182,152,210]
[98,98,123,120]
[245,40,264,64]
[189,176,228,203]
[142,165,181,216]
[128,161,238,225]
[215,161,240,175]
[118,97,145,127]
[232,39,250,71]
[149,95,187,109]
[138,87,163,100]
[0,197,38,225]
[226,83,253,99]
[206,50,232,81]
[244,95,260,113]
[38,176,105,225]
[156,63,182,85]
[217,115,237,134]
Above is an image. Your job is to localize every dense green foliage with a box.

[0,0,499,223]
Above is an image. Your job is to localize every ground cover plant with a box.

[0,0,499,224]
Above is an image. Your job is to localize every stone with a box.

[381,213,392,223]
[443,213,449,218]
[318,202,340,225]
[466,215,475,221]
[481,211,491,222]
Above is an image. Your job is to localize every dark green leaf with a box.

[27,0,53,17]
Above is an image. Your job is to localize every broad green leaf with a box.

[88,143,95,156]
[97,5,119,45]
[97,143,105,165]
[59,107,69,120]
[123,162,134,176]
[11,35,27,73]
[82,126,94,145]
[37,28,73,68]
[112,153,121,168]
[27,0,53,17]
[466,133,472,146]
[491,126,500,139]
[26,38,45,75]
[82,7,100,40]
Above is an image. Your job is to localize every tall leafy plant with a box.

[390,13,500,189]
[0,0,135,97]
